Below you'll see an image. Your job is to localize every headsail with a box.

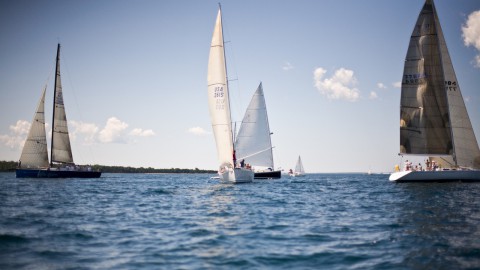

[207,8,234,168]
[51,44,74,164]
[399,0,480,168]
[235,83,274,169]
[19,87,49,168]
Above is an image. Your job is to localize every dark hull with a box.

[16,169,101,178]
[254,170,281,179]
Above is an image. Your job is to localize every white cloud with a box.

[130,128,155,137]
[188,127,209,136]
[369,91,378,99]
[392,81,402,88]
[282,62,294,71]
[313,67,360,101]
[98,117,129,143]
[377,82,387,89]
[462,10,480,67]
[70,121,99,144]
[0,120,30,149]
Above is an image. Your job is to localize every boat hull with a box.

[389,170,480,182]
[219,167,254,183]
[16,169,101,178]
[254,170,281,179]
[289,173,305,177]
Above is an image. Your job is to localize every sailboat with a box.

[207,6,254,183]
[16,44,101,178]
[235,82,281,179]
[289,156,305,177]
[389,0,480,182]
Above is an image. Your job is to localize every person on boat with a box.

[240,159,245,168]
[233,150,237,168]
[425,159,431,171]
[404,160,410,171]
[289,168,293,174]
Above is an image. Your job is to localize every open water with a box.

[0,172,479,269]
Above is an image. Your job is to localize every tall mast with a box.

[50,43,60,167]
[218,4,236,162]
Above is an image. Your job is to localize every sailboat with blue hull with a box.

[16,44,101,178]
[389,0,480,182]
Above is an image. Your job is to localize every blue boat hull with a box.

[16,169,101,178]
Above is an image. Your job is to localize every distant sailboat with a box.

[289,156,305,177]
[16,44,101,178]
[389,0,480,182]
[207,6,254,183]
[235,83,281,179]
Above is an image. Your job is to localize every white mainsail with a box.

[207,8,234,169]
[399,0,480,169]
[51,44,74,164]
[19,87,49,168]
[235,82,274,169]
[294,156,305,175]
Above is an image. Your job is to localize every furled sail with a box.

[235,83,274,169]
[399,0,480,168]
[19,87,49,168]
[207,8,234,168]
[51,44,74,164]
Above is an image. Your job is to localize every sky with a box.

[1,0,479,173]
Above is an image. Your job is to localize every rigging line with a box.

[221,11,245,124]
[237,146,274,161]
[61,48,96,165]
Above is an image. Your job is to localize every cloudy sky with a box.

[1,0,479,172]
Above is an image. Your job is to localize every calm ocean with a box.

[0,172,479,269]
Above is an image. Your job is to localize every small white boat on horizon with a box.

[289,156,305,177]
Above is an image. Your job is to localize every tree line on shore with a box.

[0,161,216,174]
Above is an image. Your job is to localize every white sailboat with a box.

[16,44,101,178]
[289,156,305,177]
[207,6,254,183]
[235,82,281,179]
[389,0,480,182]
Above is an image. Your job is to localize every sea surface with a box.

[0,172,479,269]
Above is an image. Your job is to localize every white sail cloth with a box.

[235,83,274,169]
[207,9,234,169]
[51,45,74,164]
[19,88,49,168]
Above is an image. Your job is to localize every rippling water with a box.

[0,172,479,269]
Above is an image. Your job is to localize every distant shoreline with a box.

[0,161,216,174]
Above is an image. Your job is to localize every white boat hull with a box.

[219,167,254,183]
[389,170,480,182]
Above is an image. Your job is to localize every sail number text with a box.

[214,86,225,110]
[445,81,457,91]
[404,73,427,84]
[214,86,224,98]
